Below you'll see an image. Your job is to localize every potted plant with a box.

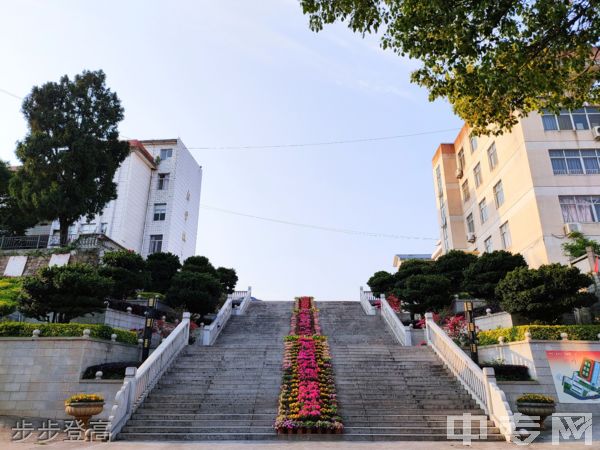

[516,394,556,429]
[64,393,104,428]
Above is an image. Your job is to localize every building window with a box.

[461,180,470,202]
[100,223,108,234]
[435,165,443,196]
[559,196,600,223]
[470,134,478,153]
[153,203,167,221]
[160,148,173,160]
[440,201,447,227]
[473,163,482,187]
[157,173,170,190]
[479,198,488,223]
[182,232,186,242]
[466,213,475,234]
[549,149,600,175]
[457,147,465,170]
[80,223,96,234]
[499,222,511,249]
[184,211,189,221]
[484,236,493,253]
[487,143,498,170]
[149,235,163,254]
[442,225,449,251]
[493,180,505,207]
[542,107,600,131]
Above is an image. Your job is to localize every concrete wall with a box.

[0,337,139,419]
[71,308,146,330]
[474,311,513,331]
[479,340,600,414]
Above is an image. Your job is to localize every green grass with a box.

[0,277,22,316]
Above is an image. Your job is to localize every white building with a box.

[42,138,202,260]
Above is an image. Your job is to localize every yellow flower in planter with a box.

[64,393,104,405]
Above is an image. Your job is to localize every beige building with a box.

[432,108,600,267]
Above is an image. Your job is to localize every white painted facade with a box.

[44,138,202,260]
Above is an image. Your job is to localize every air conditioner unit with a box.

[467,233,476,243]
[592,126,600,140]
[564,222,582,235]
[455,168,463,179]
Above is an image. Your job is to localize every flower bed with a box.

[275,297,343,434]
[290,296,321,335]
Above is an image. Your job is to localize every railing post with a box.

[182,312,191,344]
[482,367,494,417]
[424,312,434,344]
[124,367,137,414]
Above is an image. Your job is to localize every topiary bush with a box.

[0,322,137,344]
[478,325,600,346]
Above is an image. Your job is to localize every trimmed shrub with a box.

[478,325,600,346]
[82,361,141,379]
[0,322,137,344]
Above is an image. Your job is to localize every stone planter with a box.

[64,402,104,428]
[516,402,556,430]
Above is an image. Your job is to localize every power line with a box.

[0,88,23,100]
[187,128,459,150]
[200,204,437,241]
[1,85,459,150]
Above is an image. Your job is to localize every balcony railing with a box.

[0,233,124,251]
[0,235,50,250]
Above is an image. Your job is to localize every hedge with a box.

[0,322,138,345]
[478,325,600,346]
[82,361,142,380]
[480,363,531,381]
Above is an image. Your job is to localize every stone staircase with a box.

[118,300,503,441]
[317,301,504,441]
[118,301,291,441]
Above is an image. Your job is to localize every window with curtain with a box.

[487,143,498,170]
[559,196,600,222]
[479,198,488,223]
[466,213,475,233]
[474,163,482,187]
[462,180,470,202]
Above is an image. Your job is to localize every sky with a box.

[0,0,463,300]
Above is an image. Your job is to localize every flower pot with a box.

[516,402,556,430]
[65,402,104,429]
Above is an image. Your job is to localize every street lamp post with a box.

[464,300,478,364]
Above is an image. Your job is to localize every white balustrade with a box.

[424,312,515,442]
[233,287,252,316]
[380,294,411,346]
[201,297,233,345]
[106,312,191,440]
[359,286,377,315]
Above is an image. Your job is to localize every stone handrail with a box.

[359,286,377,315]
[233,286,252,316]
[424,312,515,442]
[200,297,233,345]
[106,312,191,440]
[380,294,411,346]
